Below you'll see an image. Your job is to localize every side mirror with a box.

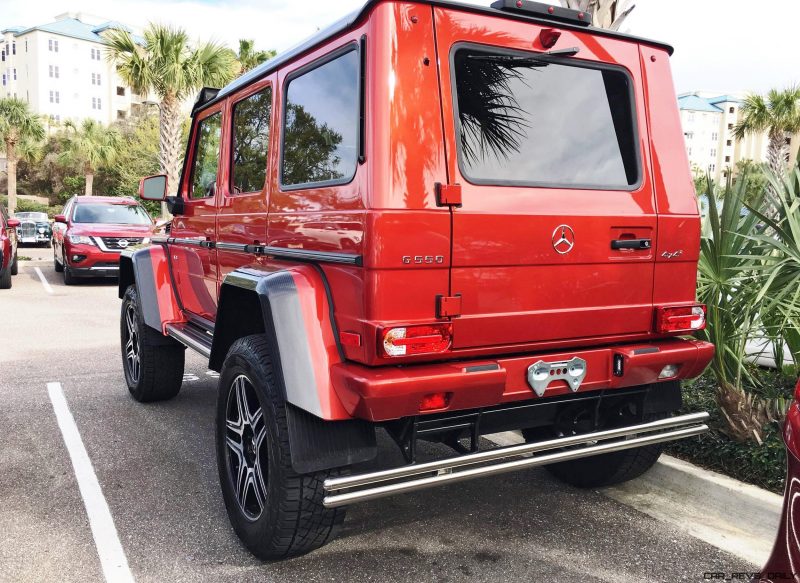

[139,174,168,201]
[7,218,20,228]
[54,214,67,224]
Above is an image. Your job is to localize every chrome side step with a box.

[165,322,213,358]
[323,411,709,508]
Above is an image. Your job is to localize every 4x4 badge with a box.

[552,225,575,254]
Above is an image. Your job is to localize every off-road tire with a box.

[216,335,347,560]
[54,250,63,272]
[121,284,185,402]
[0,266,11,289]
[10,253,18,276]
[523,414,665,488]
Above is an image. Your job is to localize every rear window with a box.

[452,46,640,189]
[73,204,151,225]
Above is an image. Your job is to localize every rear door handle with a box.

[611,238,651,250]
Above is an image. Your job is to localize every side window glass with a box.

[231,87,272,194]
[190,112,222,199]
[282,49,359,188]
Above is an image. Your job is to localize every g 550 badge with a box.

[402,255,445,265]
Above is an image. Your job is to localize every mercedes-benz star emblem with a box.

[551,225,575,255]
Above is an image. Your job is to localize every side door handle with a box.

[611,238,651,250]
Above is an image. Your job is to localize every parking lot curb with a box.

[484,431,782,566]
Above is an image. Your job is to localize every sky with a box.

[2,0,797,95]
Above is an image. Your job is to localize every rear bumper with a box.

[332,337,714,421]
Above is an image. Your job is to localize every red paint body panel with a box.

[0,204,17,279]
[760,403,800,581]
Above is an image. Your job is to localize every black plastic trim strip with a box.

[464,363,501,373]
[358,34,367,164]
[158,237,362,266]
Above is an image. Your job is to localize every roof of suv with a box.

[204,0,673,113]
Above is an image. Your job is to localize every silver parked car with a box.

[14,212,52,247]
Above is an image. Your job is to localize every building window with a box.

[25,40,27,53]
[687,147,692,156]
[728,123,733,130]
[53,114,60,122]
[729,107,735,114]
[49,65,60,79]
[725,156,730,163]
[688,112,695,122]
[1,49,4,62]
[710,163,716,172]
[116,86,125,96]
[12,42,15,56]
[726,139,732,146]
[117,110,126,119]
[49,39,59,52]
[710,148,716,157]
[711,132,718,141]
[685,131,694,140]
[1,74,5,86]
[92,97,102,110]
[90,47,102,61]
[49,90,60,104]
[91,72,101,85]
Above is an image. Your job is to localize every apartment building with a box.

[0,13,150,127]
[679,91,800,182]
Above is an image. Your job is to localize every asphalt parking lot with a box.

[0,250,756,582]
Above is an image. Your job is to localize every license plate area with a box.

[526,357,587,397]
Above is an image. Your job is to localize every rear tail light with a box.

[381,324,452,357]
[655,305,707,334]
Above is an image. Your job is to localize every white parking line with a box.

[47,382,135,583]
[34,267,54,294]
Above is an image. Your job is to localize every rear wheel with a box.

[217,335,346,560]
[522,408,665,488]
[121,284,185,402]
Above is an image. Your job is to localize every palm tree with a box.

[236,39,276,73]
[734,87,800,178]
[60,119,121,196]
[0,98,45,214]
[105,24,237,208]
[558,0,635,30]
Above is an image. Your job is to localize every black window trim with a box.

[279,42,362,192]
[449,41,643,192]
[228,83,274,196]
[188,110,223,200]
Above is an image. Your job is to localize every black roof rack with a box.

[490,0,591,27]
[193,0,673,116]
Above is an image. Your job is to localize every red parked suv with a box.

[0,203,20,289]
[119,0,714,559]
[53,196,154,285]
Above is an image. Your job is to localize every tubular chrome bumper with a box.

[323,411,709,508]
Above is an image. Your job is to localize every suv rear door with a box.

[434,8,656,350]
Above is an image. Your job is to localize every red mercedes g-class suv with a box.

[120,0,713,559]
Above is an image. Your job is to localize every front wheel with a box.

[63,252,76,285]
[121,284,185,402]
[54,249,63,273]
[216,335,346,560]
[10,253,18,276]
